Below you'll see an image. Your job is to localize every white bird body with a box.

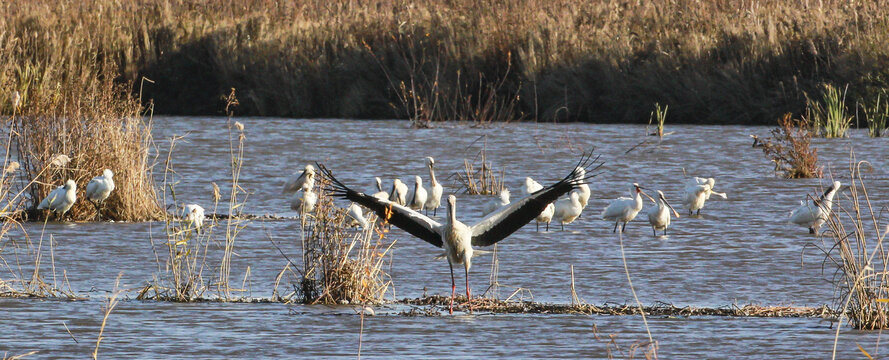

[647,190,680,236]
[371,177,389,201]
[481,188,510,216]
[790,181,842,234]
[554,191,582,230]
[572,167,591,209]
[522,177,553,231]
[522,177,543,194]
[182,204,205,230]
[424,157,443,215]
[407,176,428,211]
[602,183,649,233]
[291,187,318,215]
[683,177,726,215]
[347,203,369,229]
[282,165,316,194]
[389,179,408,205]
[38,180,77,216]
[86,169,115,204]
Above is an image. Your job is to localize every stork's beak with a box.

[664,196,680,218]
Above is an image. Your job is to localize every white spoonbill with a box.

[424,157,443,216]
[407,176,428,211]
[318,151,602,314]
[521,177,553,231]
[601,183,653,233]
[789,181,842,234]
[683,177,726,215]
[290,182,318,216]
[389,179,408,206]
[86,169,115,218]
[371,177,389,201]
[554,191,582,231]
[646,190,680,236]
[347,203,369,229]
[481,188,510,216]
[182,204,205,232]
[282,165,316,194]
[37,179,77,219]
[574,167,591,209]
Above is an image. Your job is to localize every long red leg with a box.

[448,260,456,315]
[465,267,472,314]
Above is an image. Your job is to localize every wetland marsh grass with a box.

[760,114,822,179]
[455,136,506,195]
[5,1,889,124]
[859,92,889,137]
[281,183,394,305]
[806,84,853,138]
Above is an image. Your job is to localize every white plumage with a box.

[371,177,389,201]
[389,179,408,205]
[86,169,115,204]
[646,190,680,236]
[789,181,842,234]
[554,191,582,230]
[407,175,428,211]
[683,177,726,215]
[182,204,205,231]
[481,188,510,216]
[424,157,443,215]
[522,177,543,194]
[282,164,316,194]
[290,182,318,216]
[37,179,78,217]
[601,183,650,233]
[347,203,368,229]
[573,167,591,209]
[522,177,552,231]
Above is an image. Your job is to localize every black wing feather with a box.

[470,149,603,247]
[317,164,444,248]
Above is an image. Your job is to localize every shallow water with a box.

[2,118,888,358]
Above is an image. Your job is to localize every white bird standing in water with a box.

[182,204,205,231]
[37,179,78,219]
[290,182,318,216]
[646,190,680,236]
[389,179,408,206]
[789,181,842,234]
[347,203,369,229]
[424,157,443,216]
[408,176,428,211]
[554,191,582,231]
[602,183,653,233]
[481,188,510,216]
[319,151,602,314]
[86,169,116,219]
[522,177,554,231]
[574,167,591,210]
[683,177,726,215]
[371,177,389,201]
[282,165,316,194]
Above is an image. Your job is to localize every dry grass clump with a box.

[0,12,161,221]
[760,113,822,178]
[819,157,889,331]
[281,183,393,305]
[455,137,505,195]
[4,0,889,124]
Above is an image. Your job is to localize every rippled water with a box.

[2,117,888,358]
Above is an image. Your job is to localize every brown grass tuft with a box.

[760,113,822,178]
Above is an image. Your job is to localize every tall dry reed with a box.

[4,0,889,124]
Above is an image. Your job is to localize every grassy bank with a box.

[3,0,889,124]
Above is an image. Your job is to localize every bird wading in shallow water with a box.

[789,181,842,234]
[683,177,726,216]
[282,165,316,194]
[425,157,443,216]
[38,179,77,221]
[318,150,602,314]
[646,190,680,236]
[86,169,115,220]
[602,183,655,233]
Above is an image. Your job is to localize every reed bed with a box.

[818,156,889,331]
[455,137,505,195]
[759,113,822,178]
[138,105,247,301]
[281,183,394,305]
[4,0,889,124]
[859,91,889,137]
[806,84,853,138]
[648,103,668,138]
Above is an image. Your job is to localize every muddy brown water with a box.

[2,117,888,358]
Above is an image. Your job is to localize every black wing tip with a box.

[315,162,352,198]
